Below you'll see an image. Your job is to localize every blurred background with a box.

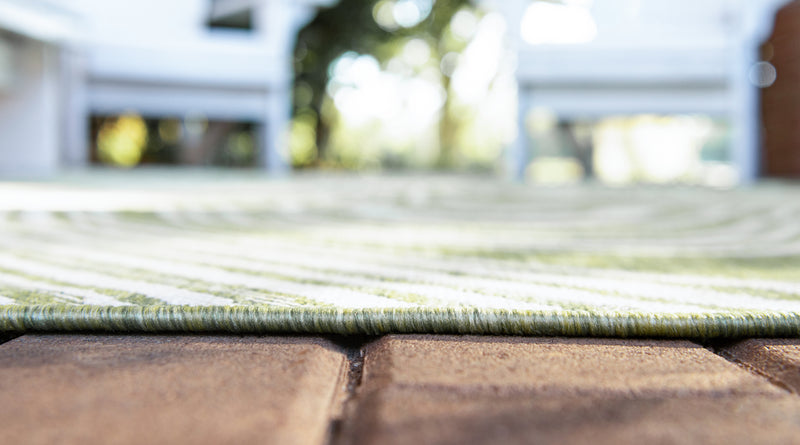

[0,0,797,186]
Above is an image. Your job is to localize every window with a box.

[206,0,254,32]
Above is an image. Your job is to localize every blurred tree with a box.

[294,0,470,168]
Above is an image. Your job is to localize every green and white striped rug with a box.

[2,172,799,337]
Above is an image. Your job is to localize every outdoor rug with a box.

[1,172,800,337]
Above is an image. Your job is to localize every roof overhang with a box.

[0,0,81,44]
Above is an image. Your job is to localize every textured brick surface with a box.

[339,335,800,445]
[0,335,347,445]
[720,339,800,394]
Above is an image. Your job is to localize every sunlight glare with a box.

[97,114,148,167]
[328,52,444,129]
[392,0,433,28]
[521,1,597,45]
[451,13,506,104]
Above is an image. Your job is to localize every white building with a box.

[0,0,79,176]
[0,0,333,176]
[485,0,791,183]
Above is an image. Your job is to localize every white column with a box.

[729,42,760,185]
[508,88,530,181]
[59,48,89,169]
[0,39,60,177]
[484,0,530,181]
[259,85,291,174]
[254,0,320,173]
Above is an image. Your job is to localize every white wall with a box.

[48,0,323,173]
[0,35,13,91]
[0,37,60,176]
[52,0,287,87]
[0,0,329,175]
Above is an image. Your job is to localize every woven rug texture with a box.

[1,173,799,337]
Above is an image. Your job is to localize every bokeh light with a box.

[749,61,777,88]
[157,119,182,144]
[97,114,149,167]
[372,0,433,31]
[289,110,318,166]
[591,115,723,185]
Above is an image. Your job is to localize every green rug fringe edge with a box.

[2,305,800,337]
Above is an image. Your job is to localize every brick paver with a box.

[720,339,800,394]
[0,335,347,445]
[338,335,800,445]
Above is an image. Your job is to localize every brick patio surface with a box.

[0,335,345,445]
[3,334,800,444]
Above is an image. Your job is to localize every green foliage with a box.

[294,0,470,166]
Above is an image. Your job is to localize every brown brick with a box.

[719,339,800,394]
[762,0,800,177]
[339,335,800,445]
[0,335,347,445]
